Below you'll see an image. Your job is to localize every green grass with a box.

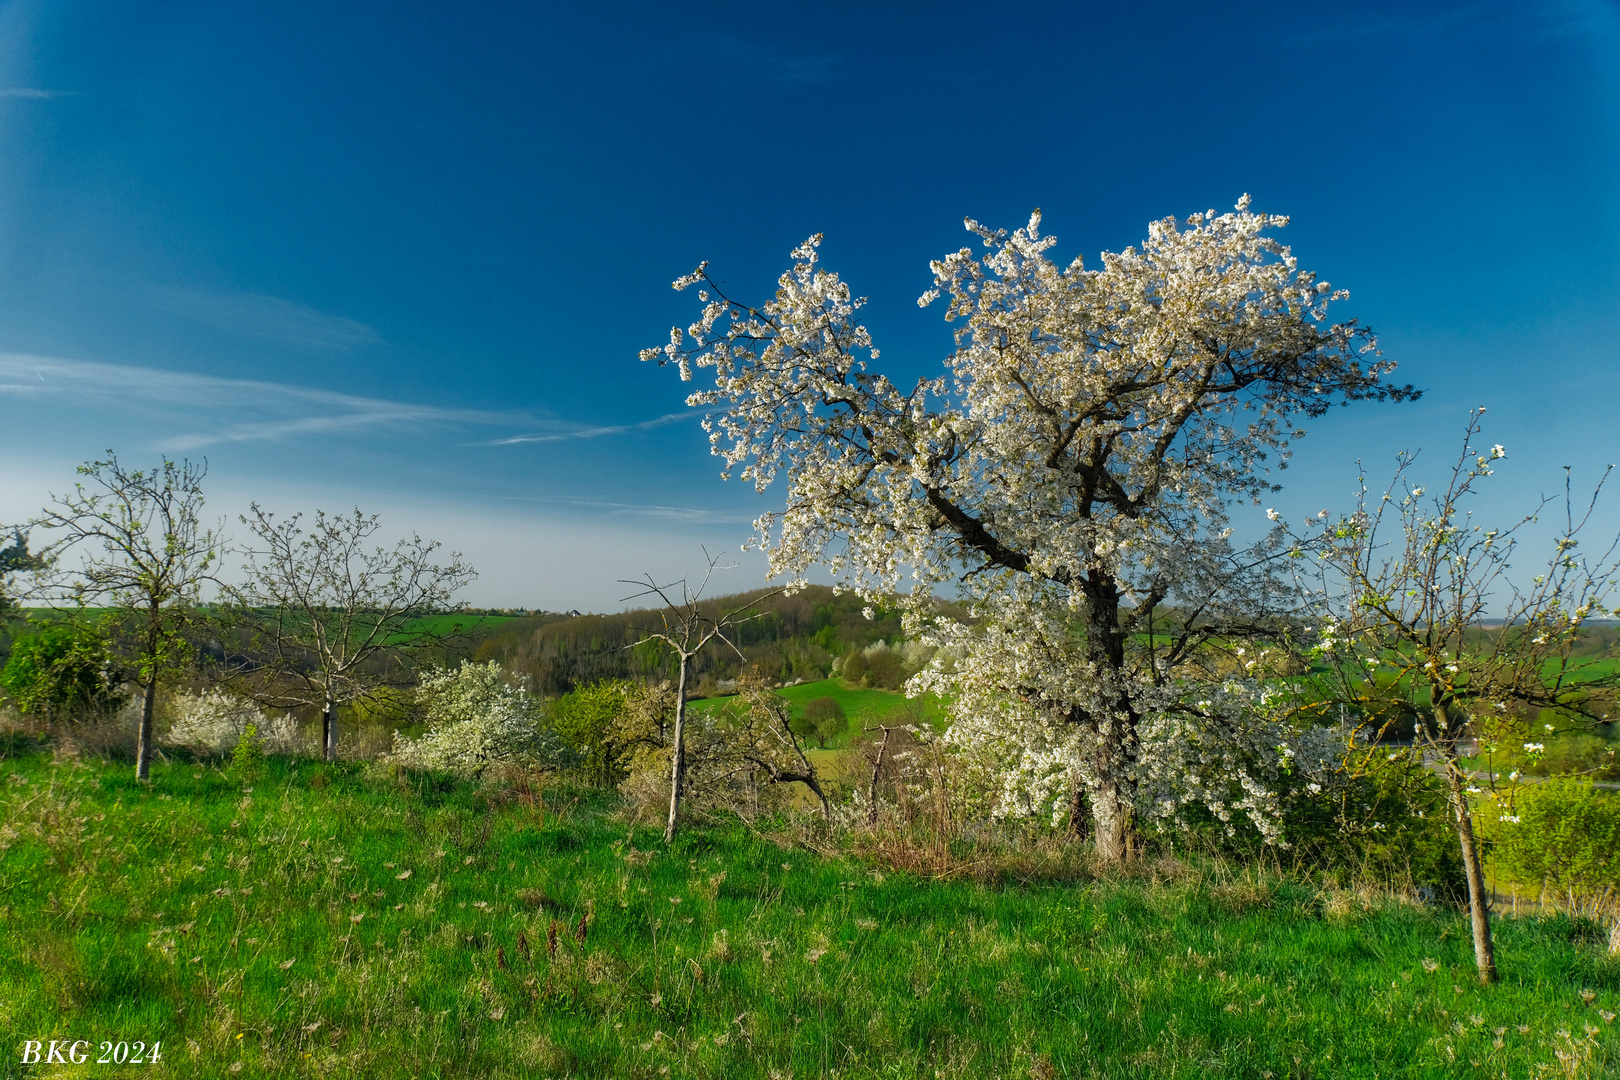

[396,613,522,641]
[2,751,1617,1079]
[690,678,945,749]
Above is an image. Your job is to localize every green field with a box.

[396,612,523,641]
[2,751,1617,1079]
[690,677,944,749]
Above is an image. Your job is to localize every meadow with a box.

[2,748,1617,1079]
[688,678,945,750]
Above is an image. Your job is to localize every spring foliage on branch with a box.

[646,199,1414,858]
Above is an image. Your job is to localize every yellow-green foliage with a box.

[1483,779,1620,903]
[347,686,416,731]
[550,679,640,786]
[227,723,266,784]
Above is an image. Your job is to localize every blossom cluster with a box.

[164,690,302,755]
[390,661,574,778]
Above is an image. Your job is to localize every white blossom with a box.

[165,690,302,754]
[391,661,573,778]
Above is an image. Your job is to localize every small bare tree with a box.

[620,552,776,843]
[230,505,475,761]
[1298,410,1620,983]
[706,679,832,820]
[31,454,221,780]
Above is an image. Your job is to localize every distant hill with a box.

[471,585,914,696]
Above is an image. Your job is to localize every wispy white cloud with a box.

[495,493,751,526]
[150,286,383,351]
[0,87,79,99]
[480,412,692,446]
[0,352,518,450]
[0,353,693,454]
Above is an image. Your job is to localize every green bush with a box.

[227,723,266,783]
[840,642,906,690]
[1537,733,1619,779]
[0,623,121,721]
[1481,778,1620,904]
[551,679,637,786]
[1172,753,1467,898]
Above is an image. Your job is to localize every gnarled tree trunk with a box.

[1078,579,1139,861]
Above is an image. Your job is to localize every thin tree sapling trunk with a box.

[1440,722,1498,983]
[866,725,892,827]
[323,692,338,763]
[135,604,162,781]
[664,655,689,843]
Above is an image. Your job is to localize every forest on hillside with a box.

[471,584,917,696]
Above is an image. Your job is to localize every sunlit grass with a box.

[1,751,1617,1079]
[690,677,945,749]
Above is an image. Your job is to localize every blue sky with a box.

[0,0,1616,610]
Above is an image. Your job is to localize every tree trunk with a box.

[866,726,892,827]
[1091,774,1131,861]
[664,655,689,844]
[1444,756,1498,983]
[1080,577,1139,861]
[136,604,161,781]
[135,680,156,781]
[1067,773,1091,843]
[323,694,337,763]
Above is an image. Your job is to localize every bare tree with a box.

[620,552,776,843]
[1298,410,1620,983]
[31,454,221,780]
[710,680,832,820]
[230,505,475,761]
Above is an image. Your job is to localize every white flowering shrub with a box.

[390,661,574,778]
[165,690,303,755]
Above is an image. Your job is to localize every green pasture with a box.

[689,677,945,749]
[395,612,522,642]
[1,750,1617,1079]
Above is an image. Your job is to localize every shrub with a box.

[391,661,574,778]
[1166,747,1467,898]
[0,623,122,722]
[551,680,638,786]
[1538,733,1619,779]
[1481,778,1620,906]
[840,641,907,689]
[228,723,266,783]
[165,690,301,755]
